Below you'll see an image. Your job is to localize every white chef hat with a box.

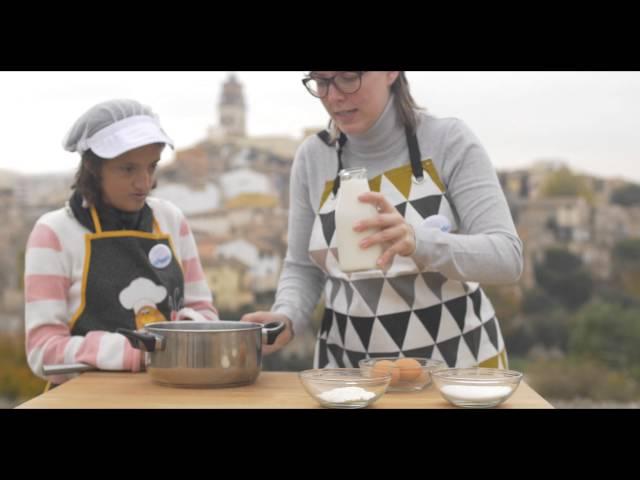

[119,278,167,313]
[62,99,174,159]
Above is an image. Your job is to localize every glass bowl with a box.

[358,357,446,392]
[298,368,392,409]
[431,367,523,408]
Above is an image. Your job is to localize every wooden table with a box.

[17,371,553,408]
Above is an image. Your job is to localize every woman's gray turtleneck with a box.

[272,96,523,333]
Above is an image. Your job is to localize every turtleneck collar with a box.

[344,93,405,158]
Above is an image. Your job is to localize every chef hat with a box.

[62,99,174,159]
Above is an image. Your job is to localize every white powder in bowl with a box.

[318,386,376,403]
[440,385,513,402]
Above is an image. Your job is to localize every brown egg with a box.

[394,358,423,382]
[414,371,429,385]
[372,360,401,385]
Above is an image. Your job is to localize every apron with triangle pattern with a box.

[308,129,509,369]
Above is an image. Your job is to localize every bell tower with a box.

[219,73,246,138]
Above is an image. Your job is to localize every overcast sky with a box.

[1,71,639,182]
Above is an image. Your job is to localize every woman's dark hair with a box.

[391,71,422,133]
[71,149,158,207]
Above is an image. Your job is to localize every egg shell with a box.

[394,358,423,382]
[372,360,401,385]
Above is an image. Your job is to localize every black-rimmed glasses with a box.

[302,71,366,98]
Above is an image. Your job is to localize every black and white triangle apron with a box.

[308,132,508,369]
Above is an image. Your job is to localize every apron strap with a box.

[331,133,348,196]
[330,127,423,196]
[90,206,103,234]
[406,129,424,182]
[90,206,162,234]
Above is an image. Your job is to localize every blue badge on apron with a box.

[422,214,451,232]
[149,244,172,269]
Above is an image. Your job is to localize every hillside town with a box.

[1,74,638,370]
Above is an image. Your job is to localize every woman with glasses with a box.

[243,71,522,370]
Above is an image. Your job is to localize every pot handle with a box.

[42,363,95,376]
[116,328,166,352]
[262,322,286,345]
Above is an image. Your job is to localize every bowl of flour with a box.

[299,368,392,409]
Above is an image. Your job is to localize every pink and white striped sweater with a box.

[24,196,218,384]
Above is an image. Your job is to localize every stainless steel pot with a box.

[43,320,285,388]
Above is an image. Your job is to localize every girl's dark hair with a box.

[71,150,159,207]
[71,150,104,206]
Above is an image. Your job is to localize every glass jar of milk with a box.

[335,167,383,272]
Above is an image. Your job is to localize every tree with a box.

[611,183,640,207]
[0,334,47,404]
[594,281,639,309]
[527,307,570,352]
[521,288,560,314]
[534,248,593,310]
[524,357,640,402]
[569,301,640,377]
[540,167,593,202]
[501,321,535,357]
[613,238,640,262]
[611,239,640,298]
[519,289,569,352]
[482,285,523,350]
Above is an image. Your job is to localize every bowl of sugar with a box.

[431,367,523,408]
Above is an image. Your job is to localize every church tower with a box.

[219,73,246,138]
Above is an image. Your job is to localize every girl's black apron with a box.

[69,205,185,335]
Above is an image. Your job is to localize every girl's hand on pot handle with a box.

[240,311,294,354]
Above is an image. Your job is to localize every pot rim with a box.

[144,320,263,334]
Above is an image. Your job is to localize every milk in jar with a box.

[335,167,383,272]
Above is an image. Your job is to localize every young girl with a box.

[25,99,218,385]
